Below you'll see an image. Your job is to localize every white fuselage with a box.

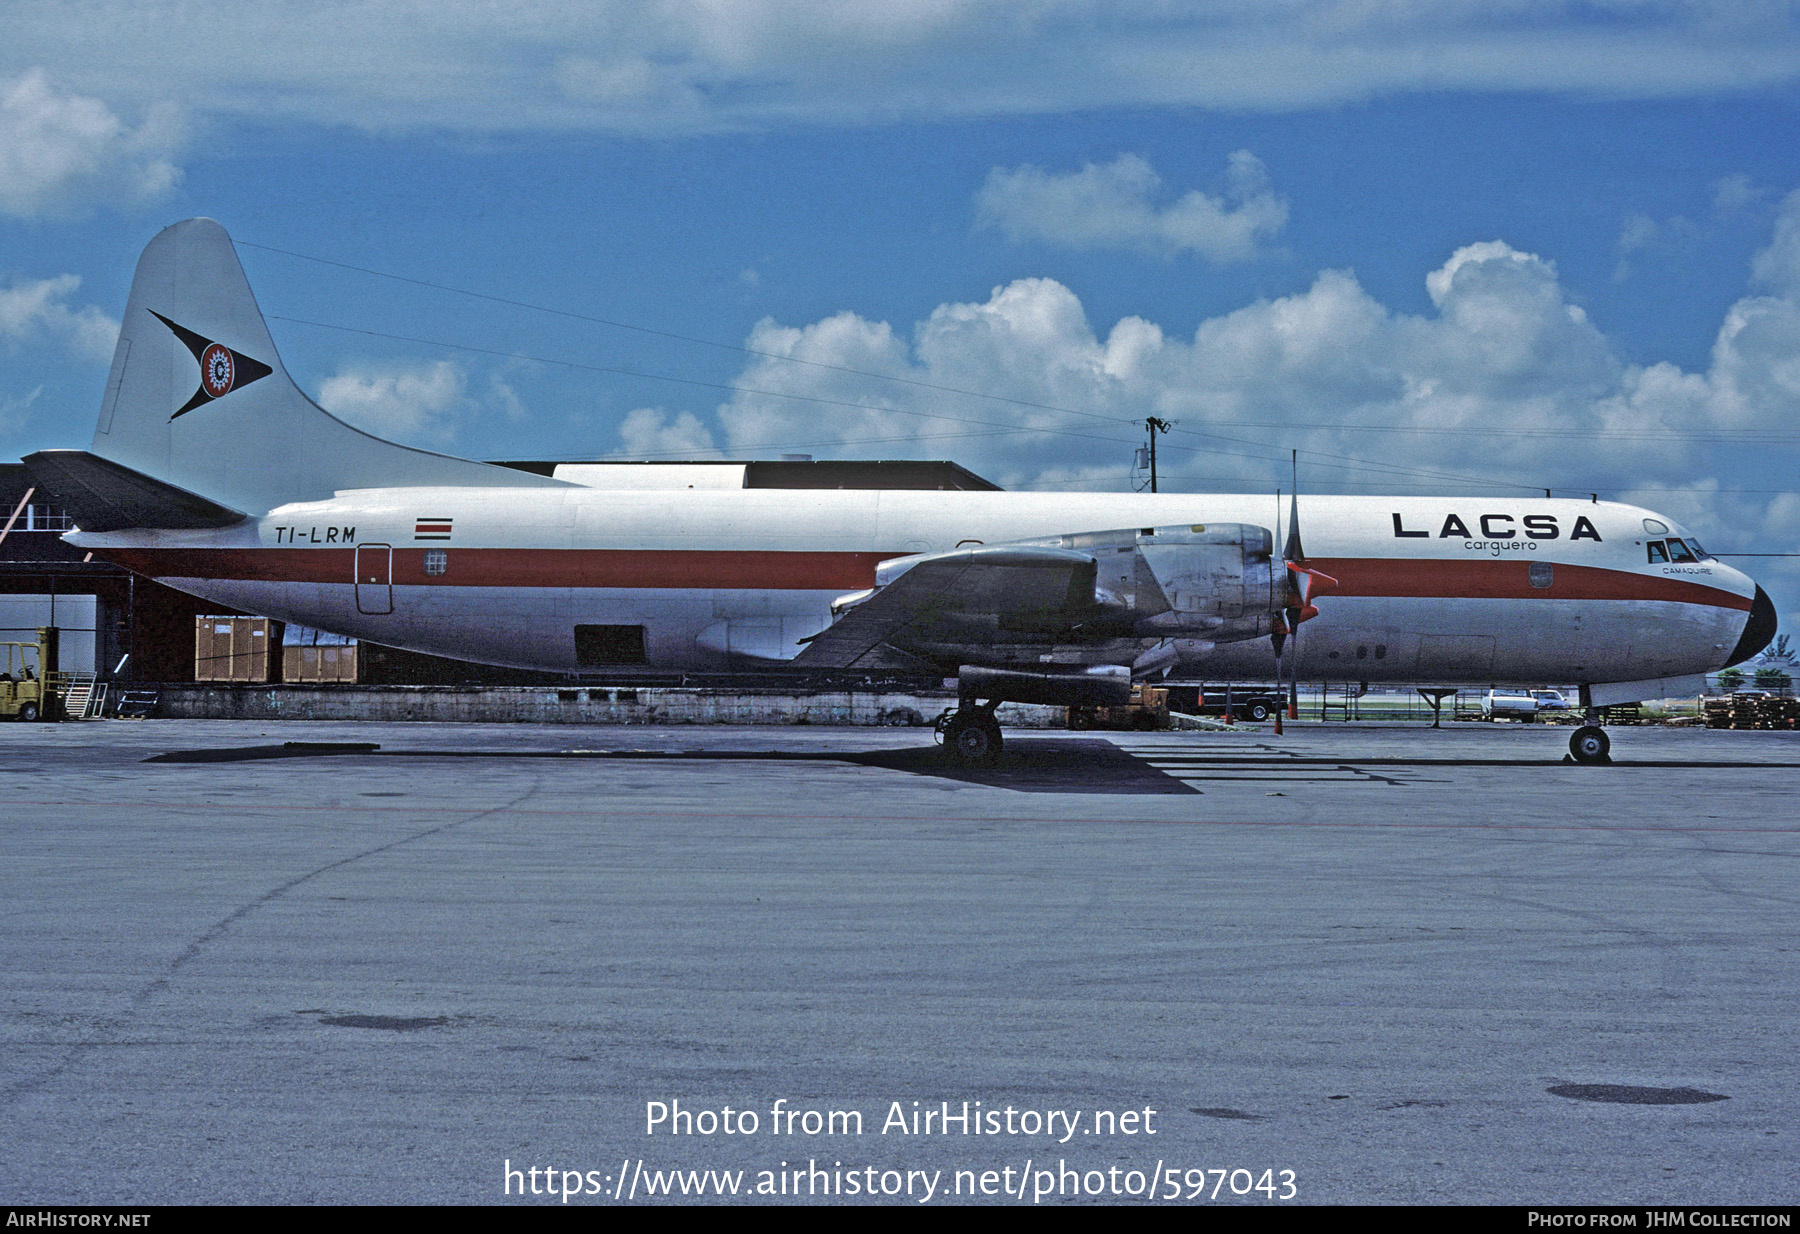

[74,487,1759,686]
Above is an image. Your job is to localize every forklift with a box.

[0,627,57,721]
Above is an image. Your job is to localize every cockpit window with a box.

[1646,541,1669,563]
[1666,539,1697,563]
[1685,538,1714,562]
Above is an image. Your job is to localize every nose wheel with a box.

[1567,725,1611,765]
[936,704,1004,766]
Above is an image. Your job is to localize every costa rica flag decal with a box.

[414,518,453,541]
[150,310,274,419]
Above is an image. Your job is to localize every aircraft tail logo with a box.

[150,310,274,419]
[88,217,562,514]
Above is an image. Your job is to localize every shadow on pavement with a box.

[846,739,1198,794]
[145,737,1199,794]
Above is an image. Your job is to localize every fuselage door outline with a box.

[355,543,393,615]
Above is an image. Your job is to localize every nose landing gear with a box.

[1567,725,1611,765]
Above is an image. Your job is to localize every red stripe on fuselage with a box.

[94,547,1754,610]
[100,547,891,590]
[1305,557,1753,611]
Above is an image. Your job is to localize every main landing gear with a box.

[1567,724,1611,765]
[937,702,1003,766]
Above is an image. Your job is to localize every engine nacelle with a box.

[1020,523,1281,644]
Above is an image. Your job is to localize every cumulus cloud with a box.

[617,407,720,457]
[3,2,1797,135]
[1713,174,1763,216]
[1612,213,1661,282]
[1750,188,1800,296]
[0,386,44,435]
[0,274,119,362]
[318,360,476,445]
[976,152,1287,263]
[485,363,533,422]
[708,214,1800,508]
[0,69,182,218]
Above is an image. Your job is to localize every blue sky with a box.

[3,2,1799,637]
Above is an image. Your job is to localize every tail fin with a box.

[89,217,562,514]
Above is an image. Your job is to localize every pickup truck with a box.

[1163,684,1285,723]
[1483,690,1543,721]
[1483,689,1572,720]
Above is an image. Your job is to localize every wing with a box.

[792,545,1098,670]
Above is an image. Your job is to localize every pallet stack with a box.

[1750,695,1797,730]
[1703,693,1798,730]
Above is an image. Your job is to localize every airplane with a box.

[22,218,1777,765]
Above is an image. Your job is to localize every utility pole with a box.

[1142,416,1174,493]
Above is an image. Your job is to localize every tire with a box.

[1067,709,1093,731]
[1246,701,1272,722]
[947,714,1002,766]
[17,701,39,722]
[1568,725,1611,765]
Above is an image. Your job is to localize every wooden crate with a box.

[194,616,272,682]
[281,643,359,683]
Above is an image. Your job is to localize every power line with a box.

[245,240,1565,495]
[243,241,1800,445]
[244,239,1189,434]
[268,314,1129,448]
[261,314,1800,503]
[268,313,1550,493]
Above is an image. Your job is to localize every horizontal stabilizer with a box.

[23,449,247,532]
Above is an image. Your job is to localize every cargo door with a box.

[355,544,393,615]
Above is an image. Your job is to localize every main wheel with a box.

[17,701,39,722]
[946,713,1003,766]
[1568,725,1611,765]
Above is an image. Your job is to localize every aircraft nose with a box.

[1724,584,1777,668]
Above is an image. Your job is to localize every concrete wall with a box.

[147,683,1069,727]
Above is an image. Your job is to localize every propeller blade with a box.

[1283,450,1303,563]
[1280,455,1307,724]
[1286,630,1300,720]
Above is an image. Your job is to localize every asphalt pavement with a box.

[2,718,1795,1205]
